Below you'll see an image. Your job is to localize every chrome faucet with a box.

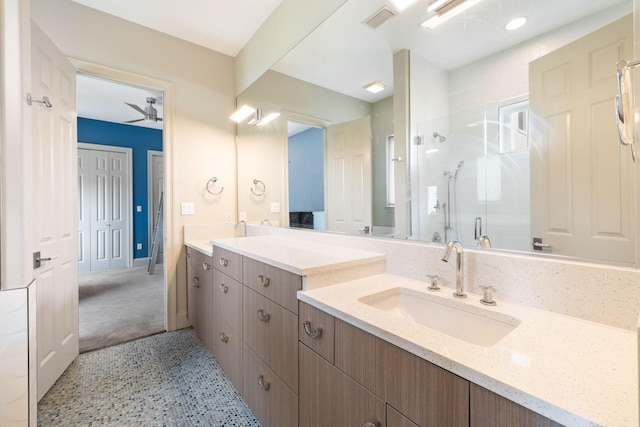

[441,240,466,298]
[235,220,247,237]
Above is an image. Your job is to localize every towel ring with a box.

[206,177,223,195]
[251,179,266,196]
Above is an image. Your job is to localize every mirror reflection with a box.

[236,0,635,265]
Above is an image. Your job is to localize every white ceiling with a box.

[74,0,630,127]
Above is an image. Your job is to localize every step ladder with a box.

[148,192,163,275]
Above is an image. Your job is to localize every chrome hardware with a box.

[480,286,497,306]
[260,219,272,225]
[192,277,200,288]
[219,333,229,343]
[206,177,223,195]
[235,220,247,237]
[33,251,55,269]
[363,422,379,427]
[615,59,640,162]
[26,93,53,108]
[257,309,270,322]
[477,235,492,248]
[426,274,441,291]
[258,274,270,287]
[251,179,266,196]
[303,321,322,339]
[219,283,229,294]
[442,240,466,298]
[219,257,229,267]
[257,375,270,391]
[474,217,482,240]
[202,262,211,270]
[532,237,551,251]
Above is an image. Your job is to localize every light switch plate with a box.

[270,202,280,213]
[136,205,142,212]
[181,202,195,215]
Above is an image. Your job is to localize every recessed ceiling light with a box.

[229,105,255,122]
[364,81,386,94]
[390,0,418,12]
[505,16,527,31]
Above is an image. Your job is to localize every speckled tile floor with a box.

[38,328,260,426]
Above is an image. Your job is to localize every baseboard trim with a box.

[133,258,149,268]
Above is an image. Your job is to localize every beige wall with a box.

[31,0,237,329]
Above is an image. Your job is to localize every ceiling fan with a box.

[124,97,163,123]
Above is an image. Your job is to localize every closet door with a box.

[77,149,92,273]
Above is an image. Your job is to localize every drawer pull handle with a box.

[303,321,322,339]
[258,274,270,287]
[219,283,229,294]
[257,309,270,322]
[257,374,270,391]
[219,257,229,267]
[219,333,229,343]
[192,277,200,288]
[202,262,211,270]
[363,423,379,427]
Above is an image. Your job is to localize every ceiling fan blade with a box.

[124,118,145,123]
[125,102,147,115]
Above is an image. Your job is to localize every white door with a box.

[529,15,634,263]
[78,147,131,272]
[31,23,79,400]
[325,116,372,233]
[149,151,164,259]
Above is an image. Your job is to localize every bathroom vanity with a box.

[184,234,637,427]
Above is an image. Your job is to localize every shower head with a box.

[433,132,447,143]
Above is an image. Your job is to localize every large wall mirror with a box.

[236,0,637,266]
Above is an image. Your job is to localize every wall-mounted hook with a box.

[251,179,266,196]
[26,93,53,108]
[206,177,223,195]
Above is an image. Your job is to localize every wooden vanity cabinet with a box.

[470,384,563,427]
[186,247,214,353]
[387,406,420,427]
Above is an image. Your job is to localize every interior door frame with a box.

[78,142,133,270]
[71,59,176,331]
[147,149,163,258]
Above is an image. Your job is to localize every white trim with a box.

[147,150,163,253]
[71,59,176,332]
[78,142,134,269]
[132,257,149,268]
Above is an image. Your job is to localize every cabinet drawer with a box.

[242,344,298,427]
[243,257,301,314]
[299,342,386,427]
[376,337,469,427]
[212,314,243,391]
[470,383,563,427]
[212,245,243,281]
[243,287,298,393]
[212,269,242,335]
[299,301,334,364]
[387,405,419,427]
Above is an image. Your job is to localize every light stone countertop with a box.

[298,273,638,427]
[184,239,213,256]
[208,235,385,277]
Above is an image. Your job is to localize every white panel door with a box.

[530,16,634,263]
[83,148,130,271]
[77,149,91,273]
[326,116,372,233]
[31,23,79,400]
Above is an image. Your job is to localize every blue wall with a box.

[288,127,324,212]
[78,117,163,259]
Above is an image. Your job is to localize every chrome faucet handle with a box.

[426,274,441,291]
[480,286,497,306]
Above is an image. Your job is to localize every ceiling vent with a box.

[364,6,396,29]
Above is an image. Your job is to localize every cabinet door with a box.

[243,257,301,314]
[470,383,563,427]
[187,248,202,332]
[243,287,298,393]
[198,255,214,354]
[335,319,377,392]
[213,313,243,390]
[213,269,243,335]
[299,342,386,427]
[376,335,469,427]
[243,343,298,427]
[299,301,335,364]
[387,405,419,427]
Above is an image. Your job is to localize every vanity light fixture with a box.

[505,16,527,31]
[364,81,386,94]
[229,105,255,122]
[421,0,485,29]
[256,112,281,127]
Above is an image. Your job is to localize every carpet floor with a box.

[38,328,261,426]
[79,266,165,353]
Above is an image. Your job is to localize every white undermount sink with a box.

[358,287,520,346]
